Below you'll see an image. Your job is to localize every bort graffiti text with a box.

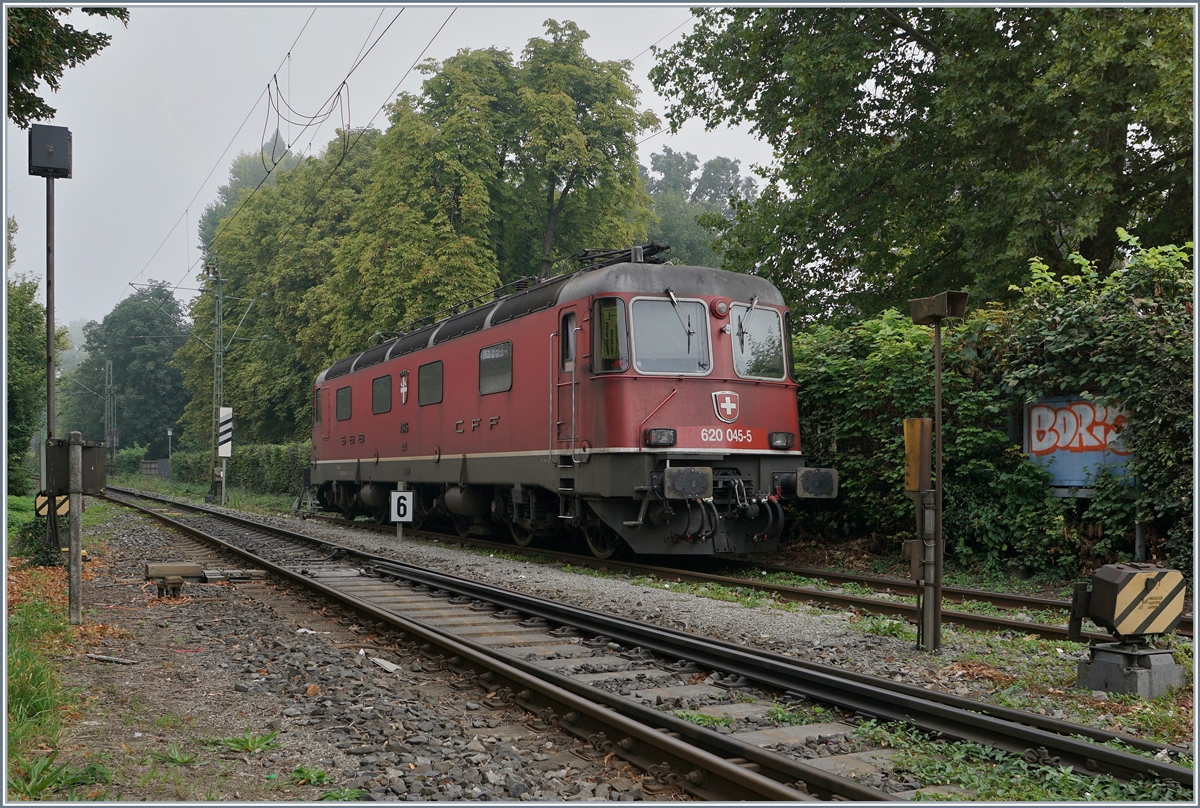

[1028,401,1129,456]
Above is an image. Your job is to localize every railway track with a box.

[105,487,1193,797]
[305,511,1194,643]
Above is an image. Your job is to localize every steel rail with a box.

[359,556,1193,786]
[306,511,1195,641]
[106,489,1191,785]
[106,491,879,801]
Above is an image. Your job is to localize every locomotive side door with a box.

[554,307,582,460]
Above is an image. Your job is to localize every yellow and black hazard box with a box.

[1089,563,1186,638]
[34,493,69,517]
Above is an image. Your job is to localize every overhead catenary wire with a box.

[206,8,411,254]
[134,8,319,294]
[218,7,457,255]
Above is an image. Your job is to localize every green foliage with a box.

[641,146,757,268]
[289,767,332,786]
[6,272,45,494]
[6,7,129,128]
[180,21,656,444]
[58,281,190,458]
[179,128,384,447]
[7,600,72,755]
[112,443,148,476]
[144,743,201,768]
[651,8,1192,322]
[165,442,308,496]
[1000,235,1194,568]
[10,514,68,567]
[790,308,1075,572]
[6,751,70,800]
[218,728,280,754]
[673,710,732,729]
[320,787,370,801]
[8,494,36,536]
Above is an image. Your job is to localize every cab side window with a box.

[592,298,629,372]
[372,375,392,414]
[561,312,578,371]
[418,361,443,405]
[336,386,352,421]
[479,342,512,394]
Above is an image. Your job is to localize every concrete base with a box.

[1076,642,1187,700]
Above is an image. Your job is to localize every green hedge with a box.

[790,237,1193,574]
[151,443,309,497]
[790,310,1073,573]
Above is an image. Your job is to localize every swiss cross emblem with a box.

[712,391,740,423]
[400,373,409,405]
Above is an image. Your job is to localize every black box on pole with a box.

[28,125,72,178]
[44,439,106,495]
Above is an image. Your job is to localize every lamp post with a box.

[906,290,968,652]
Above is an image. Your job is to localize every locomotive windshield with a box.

[631,297,712,374]
[730,302,787,380]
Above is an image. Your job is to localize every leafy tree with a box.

[6,7,129,128]
[58,282,189,458]
[197,130,300,257]
[178,128,384,447]
[641,146,757,267]
[178,20,658,445]
[324,18,657,338]
[6,272,45,495]
[512,20,658,280]
[651,8,1192,322]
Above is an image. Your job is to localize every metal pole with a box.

[44,177,58,557]
[220,457,227,506]
[207,266,224,503]
[68,431,83,625]
[46,177,55,439]
[104,360,114,463]
[932,321,944,651]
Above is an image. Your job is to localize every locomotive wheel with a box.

[451,513,472,538]
[371,508,388,525]
[510,521,534,548]
[583,521,623,560]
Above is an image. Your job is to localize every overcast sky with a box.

[4,5,774,328]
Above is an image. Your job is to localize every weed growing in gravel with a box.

[852,613,918,640]
[673,710,733,729]
[219,728,280,754]
[855,719,1192,801]
[6,751,70,800]
[153,712,185,730]
[290,767,333,786]
[145,743,202,768]
[629,576,784,610]
[320,787,371,800]
[767,702,817,726]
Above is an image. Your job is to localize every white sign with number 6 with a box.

[390,490,414,523]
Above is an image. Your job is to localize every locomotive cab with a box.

[310,250,837,558]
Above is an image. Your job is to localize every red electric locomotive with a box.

[309,245,837,558]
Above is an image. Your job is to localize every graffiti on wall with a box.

[1024,397,1132,490]
[1027,400,1129,456]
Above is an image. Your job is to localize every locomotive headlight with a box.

[644,428,677,447]
[710,298,731,318]
[769,431,795,449]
